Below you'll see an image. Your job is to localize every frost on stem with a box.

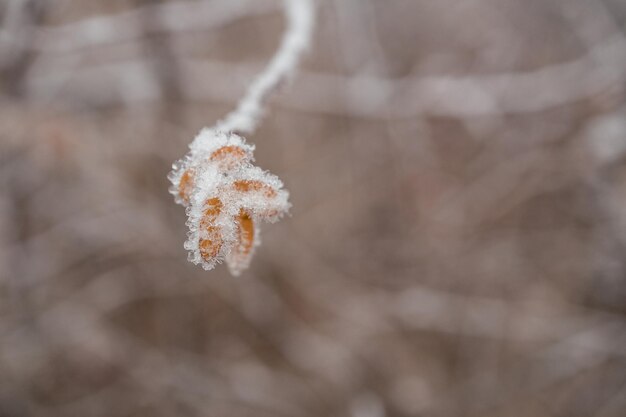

[217,0,315,134]
[169,131,290,275]
[168,0,313,275]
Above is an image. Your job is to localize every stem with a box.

[213,0,314,135]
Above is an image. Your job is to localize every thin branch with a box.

[214,0,315,134]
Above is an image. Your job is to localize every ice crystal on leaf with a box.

[167,0,313,275]
[169,130,290,275]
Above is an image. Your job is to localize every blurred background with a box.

[2,0,626,416]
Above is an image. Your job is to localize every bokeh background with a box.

[2,0,626,416]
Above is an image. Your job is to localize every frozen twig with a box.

[168,0,314,274]
[216,0,314,134]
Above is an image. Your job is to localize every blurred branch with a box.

[25,33,626,116]
[137,0,184,119]
[388,285,626,357]
[2,0,278,54]
[0,0,46,96]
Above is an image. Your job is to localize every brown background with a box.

[1,0,626,416]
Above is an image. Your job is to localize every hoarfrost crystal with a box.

[169,130,290,275]
[167,0,313,275]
